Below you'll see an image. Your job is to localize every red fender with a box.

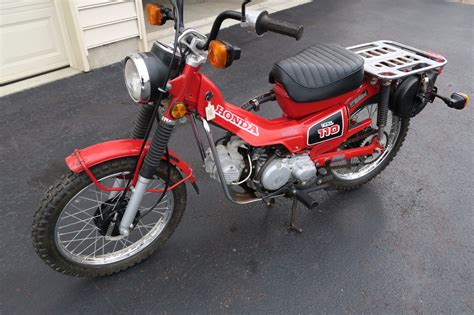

[65,139,197,190]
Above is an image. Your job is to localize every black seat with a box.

[269,43,365,103]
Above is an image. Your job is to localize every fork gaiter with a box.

[131,104,155,139]
[140,117,175,179]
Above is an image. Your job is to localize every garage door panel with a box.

[83,19,139,48]
[0,3,69,84]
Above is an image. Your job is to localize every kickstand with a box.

[288,197,303,233]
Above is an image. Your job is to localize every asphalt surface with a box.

[1,0,473,313]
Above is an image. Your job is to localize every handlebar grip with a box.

[255,11,304,40]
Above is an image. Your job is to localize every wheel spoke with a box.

[76,232,102,256]
[63,234,100,246]
[93,229,98,257]
[59,227,96,236]
[86,239,112,259]
[70,227,98,253]
[112,239,118,253]
[60,212,98,229]
[61,203,98,220]
[76,195,115,207]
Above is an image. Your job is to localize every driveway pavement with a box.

[1,0,473,313]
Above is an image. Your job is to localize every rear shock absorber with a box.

[119,116,175,236]
[377,81,391,139]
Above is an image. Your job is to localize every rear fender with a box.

[65,139,198,191]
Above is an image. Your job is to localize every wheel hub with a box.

[360,131,388,163]
[94,197,140,237]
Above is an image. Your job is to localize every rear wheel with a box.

[32,157,186,277]
[330,102,410,190]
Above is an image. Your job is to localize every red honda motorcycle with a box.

[32,0,468,277]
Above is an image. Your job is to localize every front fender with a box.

[65,139,197,189]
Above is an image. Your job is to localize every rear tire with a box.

[331,110,410,190]
[32,157,187,277]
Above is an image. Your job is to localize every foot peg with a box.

[295,190,318,209]
[433,90,469,110]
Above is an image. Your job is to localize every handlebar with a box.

[255,11,304,41]
[200,10,242,49]
[197,9,304,50]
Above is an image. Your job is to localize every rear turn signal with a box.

[457,93,469,108]
[146,3,166,26]
[432,90,469,111]
[170,102,187,119]
[208,40,241,69]
[447,92,469,110]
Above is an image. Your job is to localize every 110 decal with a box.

[317,123,341,138]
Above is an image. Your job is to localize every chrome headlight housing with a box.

[123,42,182,104]
[124,54,151,103]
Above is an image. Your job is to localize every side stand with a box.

[288,197,303,233]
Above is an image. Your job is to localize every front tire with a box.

[32,157,186,277]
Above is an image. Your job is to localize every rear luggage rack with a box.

[347,40,447,80]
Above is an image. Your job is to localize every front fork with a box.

[117,104,176,236]
[108,104,156,200]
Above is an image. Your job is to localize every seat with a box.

[269,43,365,103]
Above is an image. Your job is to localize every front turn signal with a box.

[170,102,187,119]
[146,3,166,26]
[208,40,241,69]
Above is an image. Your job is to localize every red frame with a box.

[167,64,382,163]
[66,64,383,193]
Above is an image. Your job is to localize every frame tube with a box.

[201,118,261,205]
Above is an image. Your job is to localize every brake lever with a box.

[241,0,251,22]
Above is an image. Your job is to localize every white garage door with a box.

[0,1,69,85]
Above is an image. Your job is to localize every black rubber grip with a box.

[295,190,318,209]
[255,11,304,40]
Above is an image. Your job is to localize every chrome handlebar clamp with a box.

[240,10,263,35]
[178,29,208,67]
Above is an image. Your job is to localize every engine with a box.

[204,139,247,184]
[204,138,317,191]
[258,155,317,191]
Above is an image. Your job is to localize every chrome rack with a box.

[347,40,447,80]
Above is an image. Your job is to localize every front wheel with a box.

[32,157,186,277]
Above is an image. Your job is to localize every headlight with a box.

[123,42,182,104]
[124,54,151,103]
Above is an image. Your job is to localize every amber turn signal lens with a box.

[208,40,229,69]
[146,3,165,26]
[460,93,469,108]
[170,103,187,119]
